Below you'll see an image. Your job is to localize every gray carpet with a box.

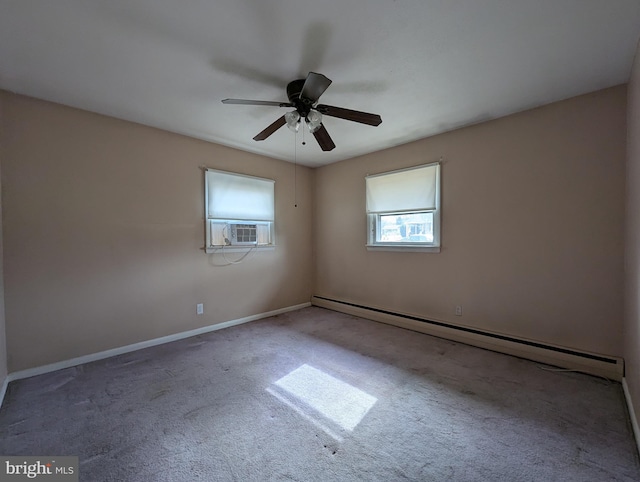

[1,306,638,481]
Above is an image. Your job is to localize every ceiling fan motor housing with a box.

[287,79,313,116]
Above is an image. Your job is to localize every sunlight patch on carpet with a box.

[266,387,345,441]
[270,364,377,432]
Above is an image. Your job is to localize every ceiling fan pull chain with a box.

[294,132,298,208]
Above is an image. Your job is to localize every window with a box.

[205,169,275,253]
[366,162,440,251]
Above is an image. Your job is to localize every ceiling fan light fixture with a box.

[285,110,300,132]
[306,110,322,133]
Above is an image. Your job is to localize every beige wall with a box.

[0,84,629,374]
[625,40,640,432]
[315,86,627,357]
[0,93,7,382]
[0,91,313,372]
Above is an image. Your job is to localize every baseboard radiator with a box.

[311,296,623,381]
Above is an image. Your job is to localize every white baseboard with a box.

[623,378,640,457]
[6,302,311,384]
[312,295,623,381]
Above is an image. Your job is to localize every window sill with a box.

[205,245,275,254]
[366,244,440,253]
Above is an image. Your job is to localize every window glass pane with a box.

[379,212,434,243]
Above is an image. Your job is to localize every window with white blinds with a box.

[204,169,275,252]
[365,162,441,250]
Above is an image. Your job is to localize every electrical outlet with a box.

[196,303,204,315]
[455,305,463,316]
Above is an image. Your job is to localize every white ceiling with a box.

[1,1,639,167]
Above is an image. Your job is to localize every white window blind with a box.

[366,163,438,213]
[206,169,275,221]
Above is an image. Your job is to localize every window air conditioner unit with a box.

[229,223,258,245]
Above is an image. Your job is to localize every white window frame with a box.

[366,161,441,252]
[204,169,275,254]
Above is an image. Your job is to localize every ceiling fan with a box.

[222,72,382,152]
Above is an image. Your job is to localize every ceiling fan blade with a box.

[300,72,332,103]
[316,104,382,126]
[312,124,336,151]
[253,116,287,141]
[222,99,293,107]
